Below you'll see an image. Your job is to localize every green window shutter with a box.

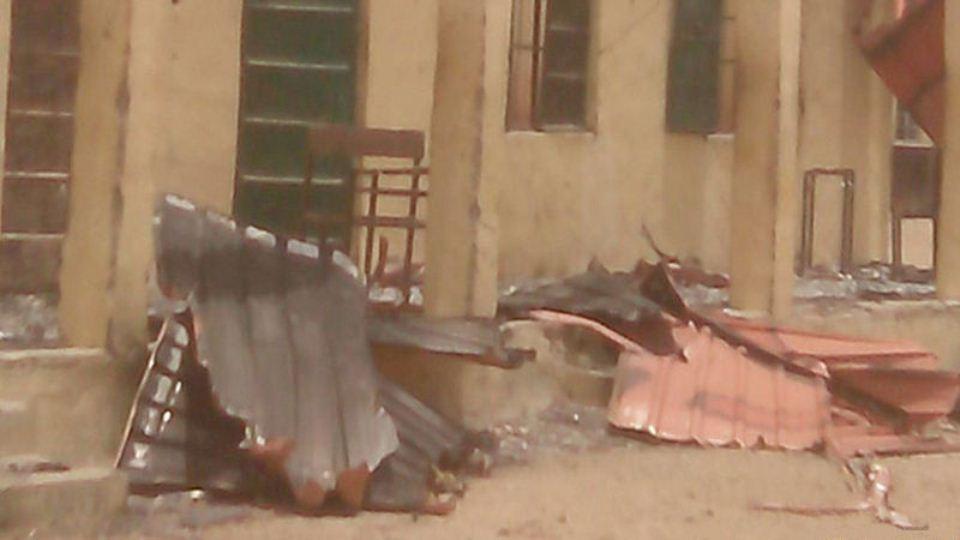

[665,0,722,134]
[235,0,358,243]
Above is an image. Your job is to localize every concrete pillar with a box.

[939,2,960,298]
[60,0,244,357]
[423,0,499,317]
[59,0,134,352]
[844,0,895,265]
[729,0,802,318]
[0,0,10,230]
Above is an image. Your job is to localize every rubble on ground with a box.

[112,194,960,531]
[118,195,497,515]
[0,294,60,349]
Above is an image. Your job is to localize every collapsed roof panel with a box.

[133,194,491,513]
[152,195,401,503]
[608,323,831,451]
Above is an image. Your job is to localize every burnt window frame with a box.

[506,0,593,132]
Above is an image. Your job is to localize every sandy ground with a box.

[107,440,960,540]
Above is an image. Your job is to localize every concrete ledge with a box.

[0,468,126,537]
[0,349,139,467]
[0,234,61,293]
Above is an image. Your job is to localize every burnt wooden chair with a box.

[300,123,428,305]
[890,143,940,279]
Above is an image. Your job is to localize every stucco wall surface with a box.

[489,0,671,282]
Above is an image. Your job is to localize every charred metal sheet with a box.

[608,322,831,450]
[116,312,273,496]
[366,379,491,513]
[142,194,492,513]
[155,194,398,504]
[368,314,529,368]
[499,261,676,355]
[120,310,488,512]
[499,261,662,324]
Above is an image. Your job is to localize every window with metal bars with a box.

[1,0,80,234]
[506,0,591,131]
[234,0,358,243]
[665,0,723,134]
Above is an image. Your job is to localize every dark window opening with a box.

[234,0,358,244]
[665,0,723,134]
[506,0,591,131]
[1,0,80,234]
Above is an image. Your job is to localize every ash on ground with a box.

[0,294,60,349]
[492,401,640,465]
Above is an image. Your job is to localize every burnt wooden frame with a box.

[301,124,427,303]
[799,168,856,276]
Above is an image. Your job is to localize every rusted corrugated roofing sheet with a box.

[861,0,943,144]
[528,260,960,458]
[711,315,940,369]
[830,367,960,423]
[608,322,831,450]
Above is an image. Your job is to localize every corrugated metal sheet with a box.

[116,311,279,497]
[830,367,960,423]
[861,0,943,144]
[712,315,940,369]
[156,194,398,500]
[368,314,529,368]
[120,307,487,512]
[608,322,831,450]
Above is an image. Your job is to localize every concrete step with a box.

[0,401,36,458]
[0,233,62,293]
[0,348,139,467]
[0,466,126,537]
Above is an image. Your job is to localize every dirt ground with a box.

[108,437,960,540]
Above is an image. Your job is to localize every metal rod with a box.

[402,160,423,305]
[363,172,381,276]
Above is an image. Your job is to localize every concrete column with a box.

[59,0,134,351]
[423,0,499,317]
[729,0,802,318]
[844,0,894,265]
[939,2,960,298]
[0,0,10,230]
[60,0,244,357]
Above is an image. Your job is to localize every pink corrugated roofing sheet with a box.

[608,323,831,451]
[710,315,940,369]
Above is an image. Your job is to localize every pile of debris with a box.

[119,196,504,515]
[795,262,936,302]
[123,195,960,529]
[502,260,960,458]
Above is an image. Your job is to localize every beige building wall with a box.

[798,0,894,270]
[492,0,672,282]
[60,0,439,354]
